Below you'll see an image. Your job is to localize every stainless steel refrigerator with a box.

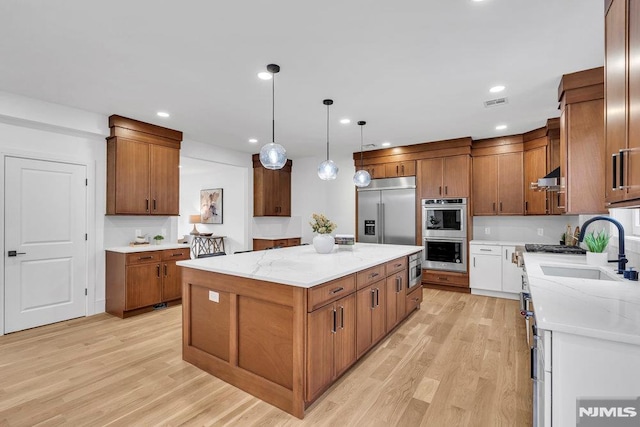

[357,176,416,245]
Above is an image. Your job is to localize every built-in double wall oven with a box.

[422,198,467,272]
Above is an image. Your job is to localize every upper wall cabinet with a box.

[253,154,292,217]
[557,67,607,214]
[522,127,551,215]
[471,136,524,216]
[106,115,182,216]
[605,0,640,207]
[418,155,470,199]
[384,161,416,178]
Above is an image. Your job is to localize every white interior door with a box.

[4,156,87,333]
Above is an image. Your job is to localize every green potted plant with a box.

[153,234,165,245]
[583,229,610,266]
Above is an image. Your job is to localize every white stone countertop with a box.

[470,240,525,246]
[523,252,640,345]
[177,243,423,288]
[106,243,191,253]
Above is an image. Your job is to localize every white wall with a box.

[291,153,356,243]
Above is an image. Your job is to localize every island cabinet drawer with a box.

[125,251,163,265]
[308,275,356,311]
[162,248,190,261]
[356,265,386,289]
[385,257,407,276]
[406,286,423,313]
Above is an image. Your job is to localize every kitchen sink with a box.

[540,265,621,281]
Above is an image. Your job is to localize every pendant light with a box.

[353,121,372,187]
[259,64,287,170]
[317,99,339,180]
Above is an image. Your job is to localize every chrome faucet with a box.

[578,216,628,274]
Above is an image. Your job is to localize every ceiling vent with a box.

[484,97,509,108]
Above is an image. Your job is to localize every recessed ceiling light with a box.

[249,138,258,143]
[157,111,170,118]
[340,118,351,124]
[496,124,507,130]
[257,72,272,80]
[381,142,391,147]
[490,85,505,93]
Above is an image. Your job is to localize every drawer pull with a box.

[171,253,184,257]
[329,287,344,294]
[413,297,420,303]
[480,249,492,252]
[369,272,379,279]
[139,256,154,260]
[394,263,402,268]
[156,264,160,278]
[438,277,449,281]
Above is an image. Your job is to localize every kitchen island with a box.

[177,243,423,418]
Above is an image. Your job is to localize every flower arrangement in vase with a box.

[583,229,610,266]
[309,213,337,254]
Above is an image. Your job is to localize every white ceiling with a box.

[0,0,604,159]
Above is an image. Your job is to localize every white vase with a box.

[586,251,608,266]
[313,234,335,254]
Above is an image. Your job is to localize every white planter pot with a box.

[313,234,335,254]
[586,251,608,266]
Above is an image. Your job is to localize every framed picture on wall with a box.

[200,188,223,224]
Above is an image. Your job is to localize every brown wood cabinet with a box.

[356,281,386,358]
[558,67,607,214]
[605,0,640,207]
[422,269,469,291]
[253,237,301,251]
[363,164,386,179]
[306,293,356,402]
[418,155,470,199]
[384,161,416,177]
[524,142,548,215]
[472,152,524,215]
[405,286,424,313]
[253,154,292,216]
[106,247,190,318]
[106,115,182,216]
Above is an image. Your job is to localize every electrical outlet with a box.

[484,227,491,235]
[135,229,141,237]
[161,228,167,237]
[537,228,544,236]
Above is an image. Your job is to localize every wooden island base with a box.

[181,249,423,419]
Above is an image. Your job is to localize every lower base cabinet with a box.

[385,271,407,333]
[306,293,356,402]
[470,243,522,298]
[253,237,301,251]
[406,286,423,313]
[356,281,386,358]
[106,247,191,318]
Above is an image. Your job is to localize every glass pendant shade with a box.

[259,63,287,170]
[353,169,371,187]
[259,142,287,170]
[318,159,339,180]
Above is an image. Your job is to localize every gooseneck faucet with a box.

[578,216,628,274]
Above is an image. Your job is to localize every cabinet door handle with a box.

[473,256,476,268]
[525,201,528,213]
[505,249,508,260]
[396,276,401,293]
[445,186,448,195]
[156,264,160,278]
[340,305,344,329]
[492,202,496,212]
[164,264,167,277]
[371,289,376,309]
[612,153,618,190]
[396,165,399,175]
[499,201,503,212]
[153,199,157,211]
[329,287,344,295]
[146,199,149,212]
[619,150,625,189]
[401,164,405,175]
[376,288,380,307]
[439,186,442,195]
[332,308,337,333]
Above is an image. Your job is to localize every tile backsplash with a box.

[104,216,176,248]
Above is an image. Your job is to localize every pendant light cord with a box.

[326,104,330,161]
[360,125,364,168]
[272,72,275,144]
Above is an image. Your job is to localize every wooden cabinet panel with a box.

[308,275,356,311]
[126,251,162,265]
[385,270,407,333]
[423,269,468,288]
[473,153,523,215]
[162,260,183,301]
[385,161,416,177]
[356,265,385,289]
[524,146,548,215]
[253,237,301,251]
[385,257,407,276]
[150,144,180,215]
[189,285,231,362]
[405,286,423,314]
[365,164,386,179]
[114,138,150,214]
[497,152,524,215]
[472,156,498,215]
[419,158,444,198]
[125,263,162,310]
[253,156,292,216]
[442,155,470,197]
[627,0,640,201]
[333,294,356,378]
[356,282,385,358]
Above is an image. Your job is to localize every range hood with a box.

[530,167,561,192]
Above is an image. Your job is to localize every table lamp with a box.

[189,215,201,235]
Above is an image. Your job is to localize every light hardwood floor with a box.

[0,289,531,426]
